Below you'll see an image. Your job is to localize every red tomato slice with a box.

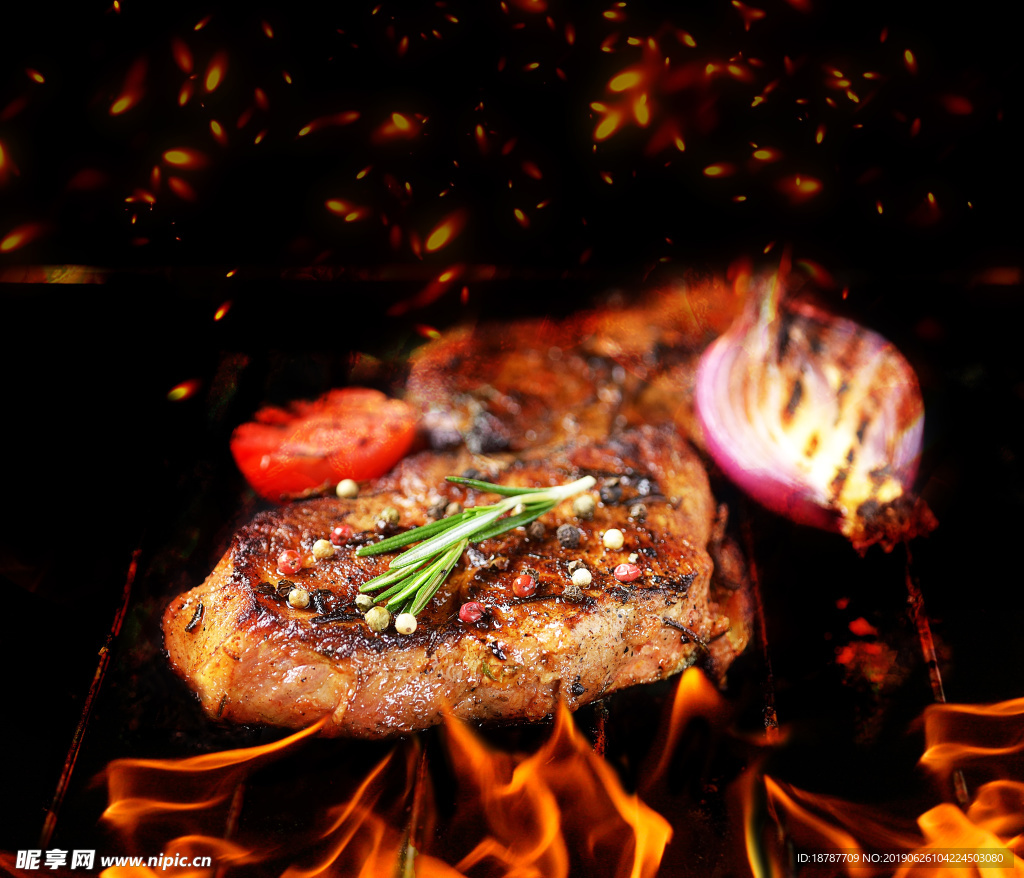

[230,388,417,502]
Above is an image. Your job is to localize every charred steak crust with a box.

[163,426,745,738]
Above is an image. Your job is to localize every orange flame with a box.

[101,699,676,878]
[744,696,1024,878]
[446,701,671,878]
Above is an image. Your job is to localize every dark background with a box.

[0,0,1021,864]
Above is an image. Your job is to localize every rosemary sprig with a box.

[356,475,595,619]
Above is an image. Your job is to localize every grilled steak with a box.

[163,426,750,738]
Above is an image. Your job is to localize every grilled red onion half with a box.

[695,274,936,550]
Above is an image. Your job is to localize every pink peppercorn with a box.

[512,573,537,597]
[277,549,303,575]
[329,524,353,546]
[613,562,642,583]
[459,601,484,623]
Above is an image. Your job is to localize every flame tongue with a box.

[696,273,936,550]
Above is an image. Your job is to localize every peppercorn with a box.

[445,501,463,517]
[355,594,374,612]
[614,562,642,582]
[395,613,417,635]
[557,524,582,548]
[513,572,537,597]
[277,549,303,575]
[330,524,353,545]
[526,520,545,539]
[459,601,484,622]
[287,587,311,609]
[603,528,625,550]
[629,503,647,521]
[562,583,584,602]
[312,539,335,560]
[572,494,596,520]
[365,606,390,632]
[336,479,359,499]
[571,567,593,587]
[599,479,622,505]
[378,507,400,528]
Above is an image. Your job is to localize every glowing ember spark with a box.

[297,111,359,137]
[388,265,464,314]
[778,174,822,201]
[0,223,45,253]
[282,70,292,84]
[593,110,623,141]
[815,125,826,144]
[876,200,884,215]
[474,123,488,153]
[213,301,231,320]
[254,88,269,110]
[609,70,642,92]
[209,120,227,146]
[167,177,197,200]
[633,93,650,125]
[942,94,973,115]
[704,163,735,177]
[731,0,766,30]
[194,14,211,31]
[521,160,542,180]
[904,49,918,74]
[167,379,201,401]
[163,149,207,168]
[325,199,368,221]
[109,58,147,115]
[376,112,420,140]
[26,68,45,84]
[424,210,467,252]
[599,171,614,184]
[261,20,274,38]
[171,38,193,73]
[204,52,228,92]
[514,208,530,227]
[752,148,781,162]
[178,82,194,106]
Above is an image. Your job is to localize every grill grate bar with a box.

[39,547,142,849]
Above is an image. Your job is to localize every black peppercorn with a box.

[557,523,582,548]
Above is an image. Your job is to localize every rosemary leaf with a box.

[356,510,475,557]
[359,557,430,594]
[445,476,550,496]
[472,500,557,541]
[407,539,467,615]
[390,504,508,568]
[379,555,447,606]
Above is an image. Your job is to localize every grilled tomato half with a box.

[230,388,417,502]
